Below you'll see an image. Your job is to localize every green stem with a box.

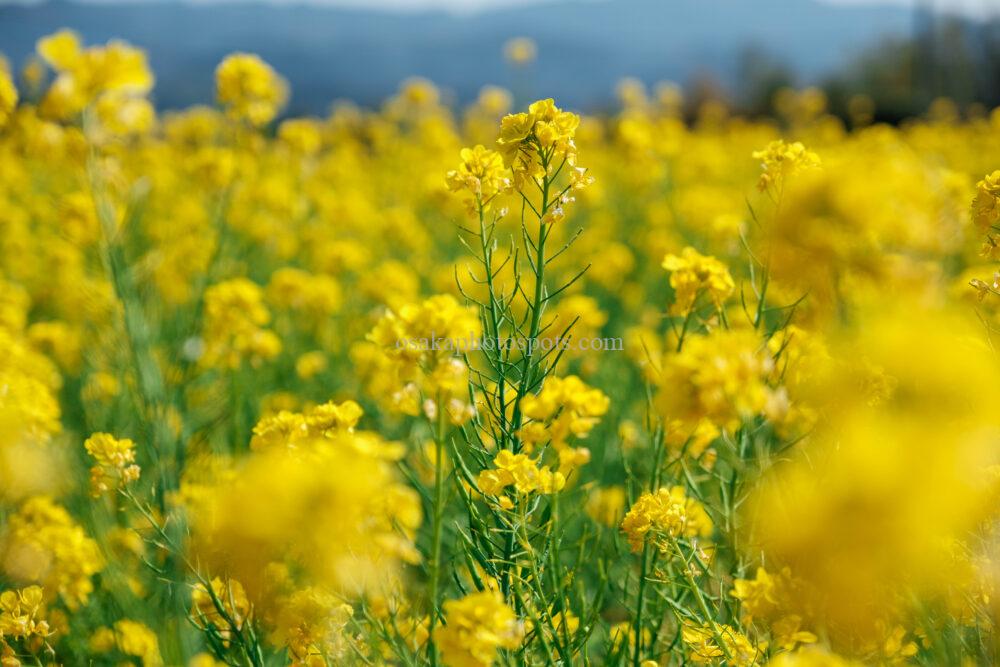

[427,395,448,666]
[502,161,551,600]
[670,536,733,662]
[87,147,178,506]
[478,201,508,442]
[509,157,552,452]
[632,542,652,666]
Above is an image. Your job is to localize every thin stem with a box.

[632,542,652,666]
[669,536,734,662]
[427,394,448,666]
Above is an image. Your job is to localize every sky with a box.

[828,0,999,18]
[176,0,1000,18]
[2,0,998,18]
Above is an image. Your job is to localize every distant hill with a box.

[0,0,916,113]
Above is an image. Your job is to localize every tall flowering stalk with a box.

[443,98,598,663]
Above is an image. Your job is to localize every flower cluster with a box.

[267,586,355,663]
[1,497,103,609]
[83,432,141,497]
[249,399,365,451]
[972,170,1000,233]
[620,486,713,553]
[365,294,481,422]
[89,620,162,666]
[662,247,735,315]
[732,568,818,652]
[266,267,343,326]
[0,585,50,657]
[477,450,565,509]
[36,29,154,134]
[433,591,524,667]
[656,329,778,434]
[215,53,288,126]
[0,67,17,128]
[190,423,422,599]
[200,278,282,369]
[681,622,761,666]
[517,374,609,470]
[752,139,820,194]
[445,145,510,213]
[496,98,592,206]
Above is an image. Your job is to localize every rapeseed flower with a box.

[662,247,735,314]
[620,486,713,553]
[215,53,287,126]
[83,432,141,497]
[433,591,524,667]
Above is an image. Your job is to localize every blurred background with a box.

[0,0,998,121]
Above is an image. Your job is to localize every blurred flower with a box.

[503,37,537,66]
[215,53,287,126]
[433,590,524,667]
[752,140,820,194]
[662,247,735,315]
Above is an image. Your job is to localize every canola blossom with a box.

[2,27,1000,667]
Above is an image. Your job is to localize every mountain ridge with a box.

[0,0,916,112]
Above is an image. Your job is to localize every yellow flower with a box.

[495,99,588,191]
[747,304,1000,636]
[498,112,535,146]
[250,400,368,452]
[620,486,713,553]
[190,577,250,646]
[266,268,342,321]
[215,53,287,126]
[0,586,49,640]
[770,615,818,652]
[82,371,121,403]
[113,620,162,666]
[662,247,735,314]
[584,485,627,527]
[278,117,323,154]
[36,29,81,71]
[664,417,719,461]
[433,591,524,667]
[27,321,82,373]
[35,31,153,121]
[89,626,117,653]
[477,450,565,499]
[752,140,820,193]
[200,278,282,369]
[190,430,421,597]
[295,351,328,380]
[446,145,510,212]
[188,654,227,667]
[1,497,103,609]
[731,567,780,622]
[731,566,818,651]
[503,37,537,66]
[765,647,861,666]
[268,587,354,663]
[517,375,608,464]
[83,432,141,497]
[655,329,776,433]
[971,170,1000,233]
[0,68,17,128]
[365,294,481,421]
[681,622,762,666]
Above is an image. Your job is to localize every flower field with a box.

[4,29,1000,667]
